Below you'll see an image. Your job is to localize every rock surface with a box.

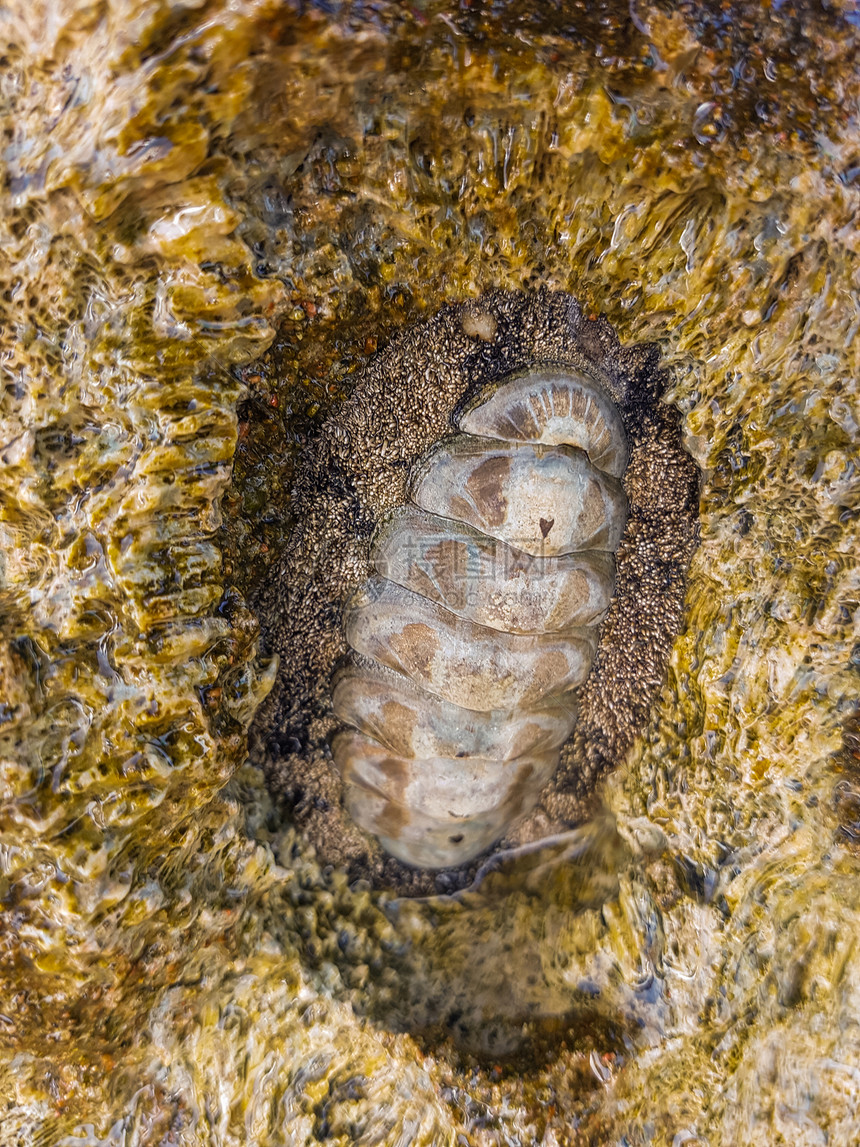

[1,2,859,1145]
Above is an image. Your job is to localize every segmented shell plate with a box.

[331,365,630,867]
[410,436,626,556]
[373,507,615,633]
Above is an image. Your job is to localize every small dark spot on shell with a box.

[539,516,554,538]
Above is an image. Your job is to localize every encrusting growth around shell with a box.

[331,365,630,868]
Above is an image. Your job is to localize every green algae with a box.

[1,1,859,1144]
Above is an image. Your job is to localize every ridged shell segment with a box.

[410,437,626,556]
[344,576,597,711]
[373,507,616,632]
[332,367,629,868]
[333,658,577,760]
[335,731,559,872]
[458,366,629,477]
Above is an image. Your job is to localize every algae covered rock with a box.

[1,1,859,1145]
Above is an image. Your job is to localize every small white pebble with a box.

[460,310,497,341]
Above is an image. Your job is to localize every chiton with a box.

[332,368,629,868]
[252,289,700,895]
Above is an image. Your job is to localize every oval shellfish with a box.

[254,289,700,896]
[331,368,630,868]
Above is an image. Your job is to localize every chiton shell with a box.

[333,368,628,868]
[252,289,700,896]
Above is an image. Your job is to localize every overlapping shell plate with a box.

[332,367,630,867]
[256,288,700,896]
